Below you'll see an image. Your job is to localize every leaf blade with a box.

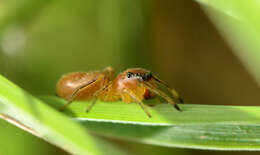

[43,96,260,126]
[41,96,260,150]
[80,121,260,151]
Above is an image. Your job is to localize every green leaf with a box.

[0,74,124,155]
[195,0,260,85]
[41,96,260,150]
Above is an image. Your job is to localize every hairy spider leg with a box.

[152,75,183,103]
[86,81,113,113]
[59,76,100,111]
[141,82,181,111]
[122,88,151,118]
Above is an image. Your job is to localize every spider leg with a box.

[59,76,99,111]
[152,75,183,103]
[86,81,112,113]
[141,82,181,111]
[85,96,97,113]
[123,89,151,118]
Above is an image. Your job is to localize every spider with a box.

[56,67,183,117]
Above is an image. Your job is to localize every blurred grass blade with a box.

[0,75,124,155]
[196,0,260,85]
[42,96,260,150]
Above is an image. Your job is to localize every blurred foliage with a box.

[0,119,66,155]
[197,0,260,86]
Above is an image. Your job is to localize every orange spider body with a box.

[56,67,113,100]
[110,68,157,103]
[56,67,183,117]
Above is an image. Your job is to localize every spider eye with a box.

[127,72,132,78]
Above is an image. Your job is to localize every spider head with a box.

[125,68,152,82]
